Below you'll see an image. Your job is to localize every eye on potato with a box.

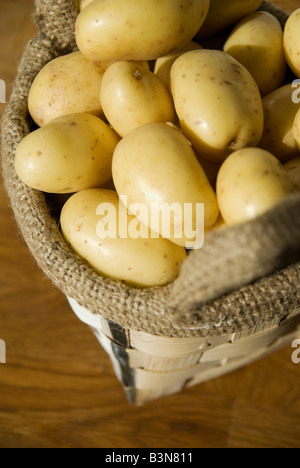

[60,189,187,287]
[15,113,120,194]
[223,11,287,97]
[100,61,176,137]
[170,49,264,163]
[75,0,210,61]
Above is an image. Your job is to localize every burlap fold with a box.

[1,0,300,338]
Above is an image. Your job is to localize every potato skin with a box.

[75,0,210,61]
[78,0,94,11]
[60,189,187,287]
[284,156,300,192]
[100,61,176,137]
[112,122,219,247]
[170,49,264,162]
[154,41,202,90]
[15,113,120,194]
[259,84,300,163]
[28,52,117,127]
[196,0,264,39]
[284,8,300,78]
[216,148,294,226]
[223,11,286,97]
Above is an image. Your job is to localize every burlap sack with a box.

[1,0,300,338]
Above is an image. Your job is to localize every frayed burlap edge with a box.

[1,0,300,338]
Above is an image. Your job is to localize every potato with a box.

[223,11,286,96]
[60,189,187,287]
[15,113,120,194]
[100,61,176,137]
[196,0,264,40]
[112,122,219,248]
[259,84,300,163]
[284,8,300,78]
[78,0,94,11]
[75,0,210,61]
[216,148,294,226]
[284,156,300,192]
[206,214,227,232]
[170,49,264,162]
[28,51,117,127]
[154,41,202,90]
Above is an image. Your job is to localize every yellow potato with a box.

[28,51,116,127]
[170,49,264,162]
[112,122,219,248]
[216,148,294,226]
[284,8,300,78]
[259,84,300,163]
[60,189,187,287]
[284,156,300,192]
[196,0,264,39]
[206,214,227,233]
[15,113,120,194]
[75,0,210,61]
[223,11,286,96]
[100,61,176,137]
[78,0,94,11]
[154,41,202,90]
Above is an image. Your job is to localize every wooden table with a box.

[0,0,299,449]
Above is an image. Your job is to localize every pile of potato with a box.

[15,0,300,287]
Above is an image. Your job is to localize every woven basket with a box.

[1,0,300,405]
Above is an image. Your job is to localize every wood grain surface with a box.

[0,0,300,449]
